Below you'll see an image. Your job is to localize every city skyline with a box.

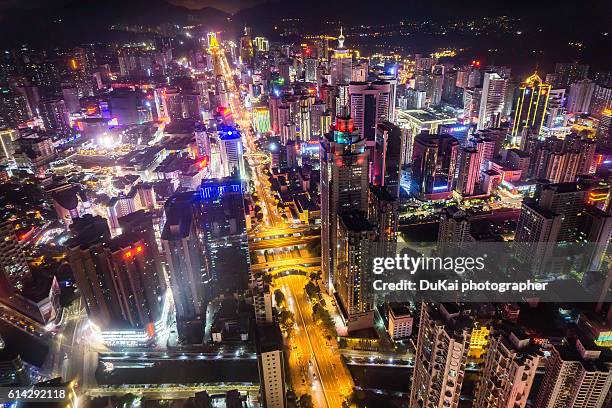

[0,3,610,408]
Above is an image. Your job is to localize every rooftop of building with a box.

[340,210,373,233]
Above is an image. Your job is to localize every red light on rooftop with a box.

[136,245,143,253]
[123,250,133,260]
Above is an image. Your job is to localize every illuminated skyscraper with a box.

[197,178,250,294]
[239,27,254,66]
[320,115,368,291]
[161,192,205,338]
[477,72,507,130]
[218,126,245,177]
[39,98,71,135]
[68,215,165,337]
[330,28,352,86]
[336,211,376,330]
[511,72,551,144]
[348,81,391,143]
[208,32,223,76]
[410,303,473,408]
[373,121,403,197]
[456,147,481,196]
[304,58,318,83]
[535,340,611,408]
[411,133,459,200]
[475,328,541,408]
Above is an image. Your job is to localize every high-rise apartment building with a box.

[256,325,287,408]
[567,79,595,113]
[410,303,473,408]
[535,339,611,408]
[335,211,376,330]
[39,98,70,134]
[475,327,541,408]
[0,219,31,292]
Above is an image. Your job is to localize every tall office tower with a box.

[468,69,482,88]
[304,58,318,83]
[298,98,311,139]
[373,121,403,197]
[442,70,458,103]
[378,73,398,122]
[39,98,70,134]
[545,88,567,128]
[511,72,551,144]
[535,340,612,408]
[455,66,471,88]
[348,81,391,143]
[320,115,369,291]
[430,64,444,106]
[472,135,496,171]
[475,328,541,408]
[352,61,368,82]
[310,100,326,138]
[336,211,377,330]
[463,87,482,122]
[253,36,269,53]
[0,219,31,292]
[477,72,507,130]
[277,104,291,135]
[456,147,480,196]
[218,126,245,177]
[567,79,596,113]
[256,325,287,408]
[208,32,224,76]
[411,133,459,200]
[239,27,254,66]
[198,178,250,294]
[368,185,398,258]
[410,303,473,408]
[161,193,205,336]
[589,84,612,117]
[269,95,281,135]
[553,61,589,89]
[330,28,352,86]
[438,206,471,243]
